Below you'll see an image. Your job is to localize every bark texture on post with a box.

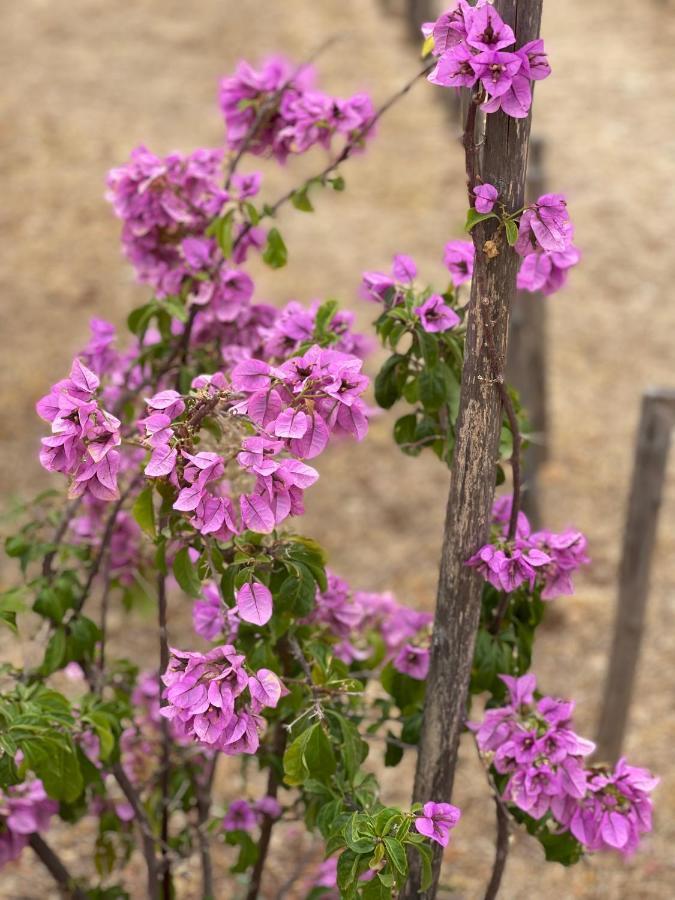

[403,3,543,897]
[595,390,675,762]
[507,137,548,530]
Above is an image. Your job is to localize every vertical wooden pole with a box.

[402,4,543,898]
[506,137,548,530]
[595,389,675,762]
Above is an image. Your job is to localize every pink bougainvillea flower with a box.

[443,240,475,287]
[414,801,461,847]
[391,253,417,283]
[473,182,499,214]
[235,581,273,626]
[415,295,460,333]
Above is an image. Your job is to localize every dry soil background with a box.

[1,0,675,898]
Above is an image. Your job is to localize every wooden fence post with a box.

[506,137,548,530]
[402,3,543,897]
[595,389,675,762]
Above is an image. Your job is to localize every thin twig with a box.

[224,36,343,189]
[41,498,83,581]
[29,833,87,899]
[194,757,217,900]
[232,61,435,255]
[463,88,483,204]
[245,722,288,900]
[157,565,172,900]
[111,762,160,900]
[96,551,112,693]
[483,799,510,900]
[74,473,143,614]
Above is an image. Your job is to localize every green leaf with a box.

[162,294,188,323]
[40,627,67,675]
[383,837,408,877]
[68,616,101,662]
[465,208,498,232]
[305,723,336,781]
[416,330,439,367]
[335,714,368,780]
[393,414,418,455]
[127,303,157,338]
[291,185,314,212]
[362,877,391,899]
[537,828,584,866]
[131,486,156,537]
[418,366,447,413]
[505,219,519,246]
[173,547,202,598]
[277,564,317,616]
[343,814,376,854]
[22,735,83,802]
[336,850,360,894]
[384,732,404,768]
[0,609,17,633]
[262,228,288,269]
[212,209,235,259]
[283,722,335,786]
[413,842,433,891]
[374,355,408,410]
[314,299,338,336]
[330,175,346,192]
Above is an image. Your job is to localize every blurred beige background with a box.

[1,0,675,897]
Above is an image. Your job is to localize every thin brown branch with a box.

[194,757,217,900]
[245,722,288,900]
[29,833,87,899]
[110,762,160,899]
[74,473,143,614]
[224,36,343,190]
[41,498,83,581]
[483,800,511,900]
[157,566,172,900]
[96,552,112,692]
[233,61,434,255]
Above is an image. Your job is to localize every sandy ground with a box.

[1,0,675,897]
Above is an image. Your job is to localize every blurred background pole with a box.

[596,389,675,762]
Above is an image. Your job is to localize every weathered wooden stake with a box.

[402,3,543,897]
[595,389,675,762]
[507,137,548,530]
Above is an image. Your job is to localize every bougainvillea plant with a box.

[0,3,656,899]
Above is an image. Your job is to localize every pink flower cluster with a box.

[219,56,375,163]
[222,796,282,832]
[37,359,122,502]
[359,249,468,324]
[306,572,432,679]
[160,646,283,756]
[139,346,369,539]
[260,300,371,361]
[426,1,551,119]
[466,496,589,599]
[471,675,658,855]
[106,146,230,297]
[0,778,58,869]
[515,193,581,296]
